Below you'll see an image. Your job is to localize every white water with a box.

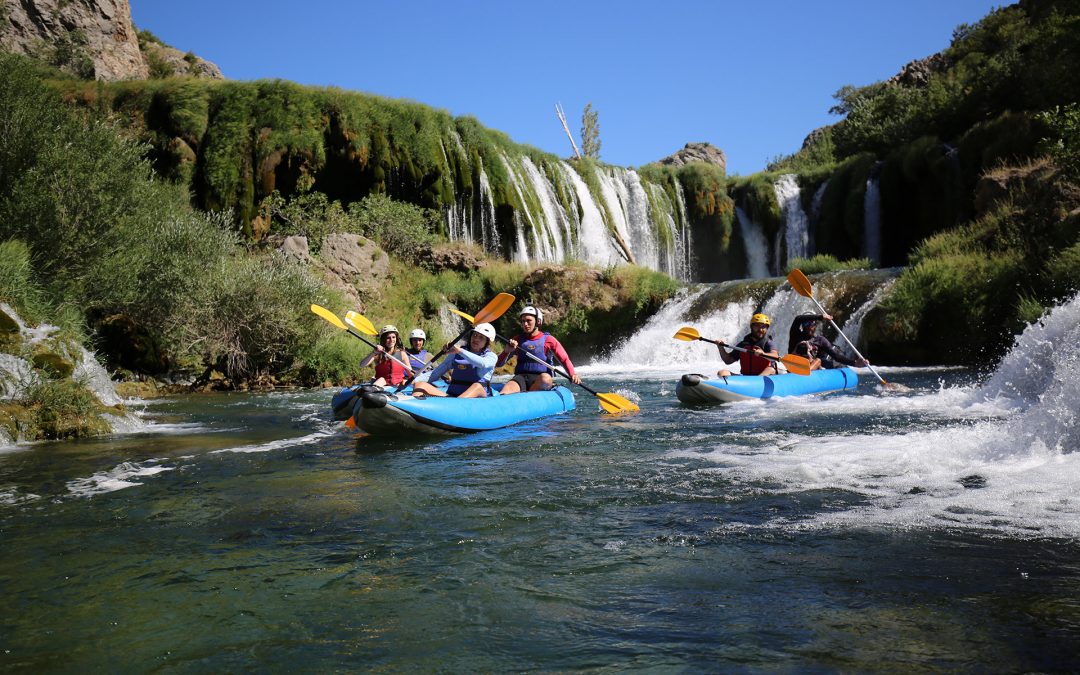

[808,179,828,254]
[735,207,770,279]
[592,282,1080,539]
[840,278,896,357]
[864,175,882,265]
[774,174,809,265]
[558,161,623,268]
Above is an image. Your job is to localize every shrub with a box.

[785,255,872,275]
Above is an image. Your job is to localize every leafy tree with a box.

[581,102,601,160]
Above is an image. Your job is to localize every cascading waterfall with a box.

[774,174,809,266]
[446,156,693,280]
[808,179,828,255]
[863,174,882,265]
[840,278,896,357]
[735,207,770,279]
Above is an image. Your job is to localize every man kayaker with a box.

[359,325,410,387]
[496,305,581,393]
[406,328,429,372]
[412,323,498,398]
[717,313,779,377]
[787,314,869,371]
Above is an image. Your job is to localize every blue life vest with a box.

[447,349,492,397]
[515,332,552,374]
[407,349,429,371]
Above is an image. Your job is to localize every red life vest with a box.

[737,335,774,375]
[374,352,406,385]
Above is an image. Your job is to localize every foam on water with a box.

[66,460,175,498]
[673,292,1080,538]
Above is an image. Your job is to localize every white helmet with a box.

[520,305,544,325]
[379,325,400,339]
[409,328,426,341]
[473,323,496,342]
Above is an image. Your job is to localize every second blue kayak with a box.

[676,368,859,404]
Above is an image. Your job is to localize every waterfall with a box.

[735,207,770,279]
[809,179,828,257]
[863,174,882,265]
[840,278,896,357]
[558,162,622,268]
[445,155,690,278]
[774,174,809,267]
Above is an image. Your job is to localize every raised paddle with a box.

[786,268,890,386]
[394,293,517,392]
[447,307,639,414]
[309,305,415,374]
[672,326,813,376]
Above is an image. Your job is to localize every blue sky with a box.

[131,0,1004,176]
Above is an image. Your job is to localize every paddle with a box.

[448,307,639,414]
[309,304,415,375]
[672,326,813,376]
[393,293,517,393]
[786,268,890,386]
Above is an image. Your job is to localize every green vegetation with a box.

[1038,103,1080,181]
[785,255,872,275]
[581,103,601,160]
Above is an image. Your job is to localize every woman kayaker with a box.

[359,325,410,387]
[787,314,868,371]
[406,328,430,372]
[412,323,498,398]
[496,305,581,393]
[717,313,779,377]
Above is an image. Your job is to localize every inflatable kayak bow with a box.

[675,368,859,404]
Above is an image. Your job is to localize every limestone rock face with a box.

[1,0,148,80]
[655,142,727,173]
[314,233,391,310]
[888,53,951,88]
[141,39,223,79]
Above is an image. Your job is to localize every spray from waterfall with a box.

[735,207,770,279]
[863,173,882,265]
[774,174,809,266]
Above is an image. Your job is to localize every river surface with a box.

[4,346,1080,671]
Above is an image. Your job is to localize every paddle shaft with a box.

[697,336,788,366]
[803,294,888,385]
[492,334,617,400]
[394,327,469,392]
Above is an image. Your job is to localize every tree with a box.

[581,103,601,159]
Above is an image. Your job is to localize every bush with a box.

[1038,103,1080,180]
[785,255,872,275]
[349,192,442,262]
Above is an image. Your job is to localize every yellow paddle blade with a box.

[344,311,377,336]
[596,392,639,414]
[673,326,701,341]
[780,353,813,376]
[787,268,814,299]
[311,304,346,330]
[448,307,474,323]
[474,293,516,324]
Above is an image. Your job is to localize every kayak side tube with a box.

[675,368,859,404]
[353,385,577,435]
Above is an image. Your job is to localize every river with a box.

[3,293,1080,671]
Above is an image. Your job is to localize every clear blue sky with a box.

[131,0,1004,176]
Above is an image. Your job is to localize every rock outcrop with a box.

[656,142,727,173]
[0,0,222,80]
[887,53,951,89]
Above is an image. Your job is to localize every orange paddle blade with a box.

[787,268,814,298]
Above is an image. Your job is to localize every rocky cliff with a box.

[0,0,220,80]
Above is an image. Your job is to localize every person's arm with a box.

[496,335,520,367]
[359,348,380,368]
[424,353,454,382]
[761,339,779,359]
[816,337,866,367]
[718,342,739,365]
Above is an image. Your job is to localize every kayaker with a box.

[496,305,582,393]
[412,323,498,398]
[359,325,410,387]
[717,313,779,377]
[406,328,429,371]
[787,314,869,370]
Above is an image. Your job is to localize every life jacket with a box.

[374,351,407,385]
[514,331,552,374]
[446,348,492,397]
[737,334,774,376]
[406,349,429,372]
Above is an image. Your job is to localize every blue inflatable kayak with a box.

[675,368,859,404]
[350,384,576,435]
